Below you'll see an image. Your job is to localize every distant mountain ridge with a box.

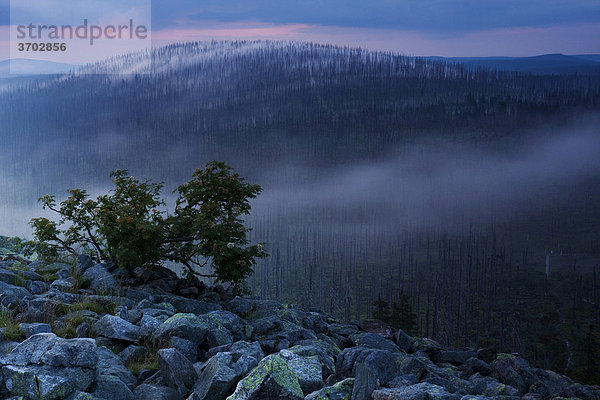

[0,58,76,78]
[428,53,600,74]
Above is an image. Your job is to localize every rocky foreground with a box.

[0,255,597,400]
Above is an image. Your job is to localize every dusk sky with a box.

[1,0,599,61]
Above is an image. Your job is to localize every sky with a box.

[0,0,599,62]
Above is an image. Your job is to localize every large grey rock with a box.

[188,352,239,400]
[225,298,281,318]
[40,338,98,368]
[140,307,175,321]
[0,333,57,366]
[153,313,209,345]
[2,364,95,400]
[92,375,135,400]
[460,357,491,378]
[279,349,323,395]
[169,336,198,362]
[0,281,31,306]
[352,362,380,400]
[207,341,265,362]
[435,350,478,366]
[25,280,49,295]
[287,344,337,377]
[158,348,198,397]
[201,310,247,341]
[94,315,144,342]
[305,378,355,400]
[0,268,22,285]
[161,295,221,315]
[140,314,163,334]
[349,333,400,352]
[133,384,181,400]
[372,382,462,400]
[82,264,117,293]
[96,346,137,389]
[226,354,304,400]
[490,355,529,394]
[469,373,520,397]
[201,341,264,389]
[0,333,97,369]
[35,262,70,274]
[195,312,235,348]
[335,347,405,385]
[66,391,104,400]
[251,315,317,345]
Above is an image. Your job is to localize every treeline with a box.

[1,41,599,196]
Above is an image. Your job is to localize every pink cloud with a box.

[153,21,309,42]
[153,20,600,57]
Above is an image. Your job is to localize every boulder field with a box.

[0,256,597,400]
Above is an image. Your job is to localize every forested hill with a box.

[1,41,599,193]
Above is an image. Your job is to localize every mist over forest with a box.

[1,41,600,380]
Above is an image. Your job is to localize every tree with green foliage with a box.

[23,161,267,290]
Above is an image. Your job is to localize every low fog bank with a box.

[252,122,600,236]
[2,120,599,247]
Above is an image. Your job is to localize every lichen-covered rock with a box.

[202,310,248,341]
[158,348,198,397]
[195,312,235,348]
[153,313,209,345]
[279,349,323,395]
[305,378,355,400]
[2,364,95,400]
[226,354,304,400]
[94,315,144,343]
[287,343,336,377]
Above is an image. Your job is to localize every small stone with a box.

[19,322,52,338]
